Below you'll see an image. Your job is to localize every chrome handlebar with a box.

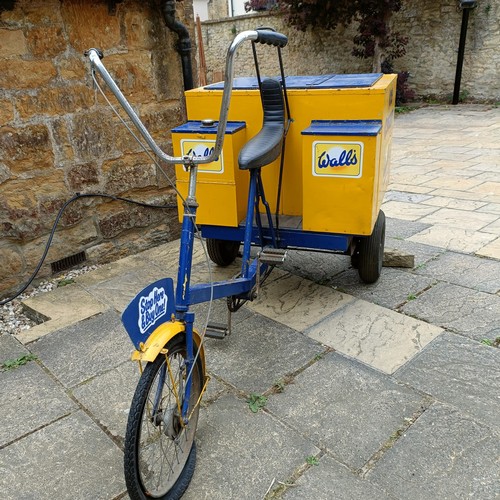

[86,30,283,166]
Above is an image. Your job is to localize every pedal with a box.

[205,322,229,339]
[258,248,287,265]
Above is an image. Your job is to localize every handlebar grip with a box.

[255,29,288,48]
[84,48,104,59]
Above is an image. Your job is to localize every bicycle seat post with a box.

[175,158,199,313]
[184,158,199,209]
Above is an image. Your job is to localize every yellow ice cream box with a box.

[301,120,386,235]
[178,72,396,235]
[172,121,248,227]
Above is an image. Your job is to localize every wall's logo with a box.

[312,141,363,178]
[181,139,224,173]
[138,287,168,334]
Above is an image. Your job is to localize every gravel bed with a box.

[0,265,99,336]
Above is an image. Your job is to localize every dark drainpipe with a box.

[162,0,194,91]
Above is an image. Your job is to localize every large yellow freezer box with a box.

[174,72,396,236]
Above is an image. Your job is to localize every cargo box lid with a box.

[301,120,382,137]
[205,74,383,90]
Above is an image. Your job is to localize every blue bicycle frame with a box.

[88,30,290,423]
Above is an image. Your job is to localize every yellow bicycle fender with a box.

[131,321,206,373]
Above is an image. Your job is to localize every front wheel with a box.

[124,335,203,499]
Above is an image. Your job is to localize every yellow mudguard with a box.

[131,321,205,374]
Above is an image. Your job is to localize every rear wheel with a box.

[350,238,361,269]
[206,238,240,266]
[124,335,203,499]
[358,210,386,284]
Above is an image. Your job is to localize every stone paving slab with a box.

[476,236,500,260]
[283,454,393,500]
[81,267,169,313]
[306,299,443,374]
[422,196,489,211]
[183,394,319,500]
[137,236,208,269]
[190,259,242,285]
[367,403,500,499]
[387,183,434,195]
[389,179,433,193]
[190,296,253,328]
[71,360,139,444]
[381,200,439,221]
[413,251,500,293]
[385,216,432,240]
[281,250,348,286]
[266,352,426,470]
[0,332,28,361]
[408,225,497,254]
[418,207,499,231]
[0,358,76,447]
[477,202,500,215]
[402,282,500,341]
[204,311,326,394]
[482,217,500,234]
[425,187,496,203]
[17,283,108,343]
[421,177,486,192]
[394,332,500,430]
[384,191,433,204]
[333,267,435,310]
[202,374,228,404]
[0,411,125,500]
[29,310,133,388]
[246,270,355,332]
[75,257,161,287]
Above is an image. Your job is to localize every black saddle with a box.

[238,78,285,170]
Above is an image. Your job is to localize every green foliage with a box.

[481,337,500,348]
[1,354,37,370]
[395,106,414,114]
[273,379,286,393]
[306,455,319,466]
[57,278,75,287]
[246,0,408,71]
[247,393,268,412]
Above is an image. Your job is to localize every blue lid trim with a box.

[205,74,383,90]
[301,120,382,137]
[172,121,246,134]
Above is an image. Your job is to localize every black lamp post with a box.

[452,0,477,105]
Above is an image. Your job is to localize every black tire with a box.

[358,210,386,284]
[124,334,203,499]
[206,238,240,266]
[350,238,361,269]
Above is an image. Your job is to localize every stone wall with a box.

[200,1,500,101]
[0,0,196,299]
[208,0,229,19]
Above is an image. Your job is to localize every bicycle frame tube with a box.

[175,166,198,312]
[241,170,259,278]
[182,312,195,419]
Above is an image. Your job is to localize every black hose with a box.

[0,193,176,306]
